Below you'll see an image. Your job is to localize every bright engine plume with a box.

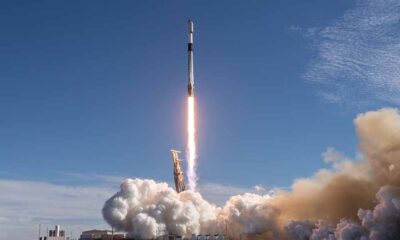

[187,96,197,190]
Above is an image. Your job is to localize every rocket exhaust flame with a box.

[187,96,197,190]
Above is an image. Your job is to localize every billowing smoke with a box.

[103,108,400,239]
[102,179,220,239]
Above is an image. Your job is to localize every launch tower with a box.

[171,149,186,193]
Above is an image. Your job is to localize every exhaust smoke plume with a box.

[103,108,400,239]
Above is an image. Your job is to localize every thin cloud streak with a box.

[0,179,114,239]
[302,0,400,108]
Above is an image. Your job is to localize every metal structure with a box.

[187,20,194,97]
[171,149,186,193]
[39,225,66,240]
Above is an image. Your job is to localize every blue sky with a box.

[2,0,400,238]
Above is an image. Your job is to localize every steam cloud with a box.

[103,108,400,239]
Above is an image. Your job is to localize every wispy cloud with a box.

[0,178,116,239]
[59,172,126,185]
[301,0,400,108]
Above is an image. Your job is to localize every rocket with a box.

[187,20,194,97]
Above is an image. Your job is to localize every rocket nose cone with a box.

[188,20,194,33]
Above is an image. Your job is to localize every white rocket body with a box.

[188,20,194,96]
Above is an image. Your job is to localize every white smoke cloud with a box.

[334,220,368,240]
[103,108,400,239]
[102,179,221,239]
[285,220,313,240]
[310,221,335,240]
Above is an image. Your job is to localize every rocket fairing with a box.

[187,20,194,97]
